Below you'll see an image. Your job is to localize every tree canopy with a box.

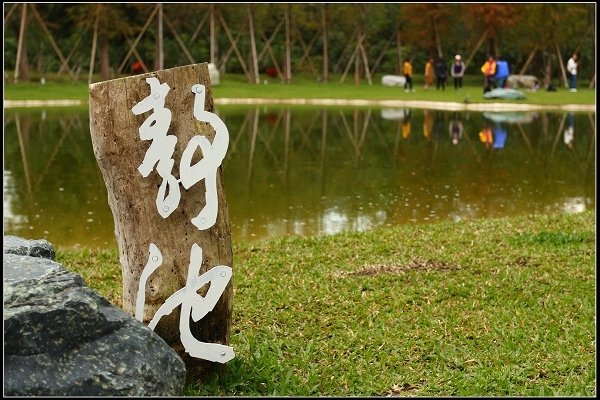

[3,3,595,85]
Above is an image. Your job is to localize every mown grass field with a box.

[13,67,596,396]
[4,72,596,107]
[57,211,596,397]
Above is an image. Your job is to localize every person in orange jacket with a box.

[402,58,414,92]
[424,57,434,90]
[481,55,497,92]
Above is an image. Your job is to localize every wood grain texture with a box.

[89,63,233,378]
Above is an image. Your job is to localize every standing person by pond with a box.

[567,53,578,92]
[435,57,447,91]
[495,59,510,88]
[424,57,434,90]
[451,55,466,90]
[481,55,497,92]
[403,58,414,93]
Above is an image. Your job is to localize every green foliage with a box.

[3,4,595,81]
[57,211,596,396]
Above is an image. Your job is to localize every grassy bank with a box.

[4,72,596,107]
[56,211,596,397]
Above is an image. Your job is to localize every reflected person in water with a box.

[449,112,464,145]
[492,122,508,149]
[401,109,412,139]
[423,109,434,141]
[479,123,494,149]
[564,112,575,149]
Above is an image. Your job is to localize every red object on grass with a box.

[265,67,277,78]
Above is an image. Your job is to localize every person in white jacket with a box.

[566,53,578,92]
[451,55,466,90]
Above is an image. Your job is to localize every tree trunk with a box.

[396,30,402,75]
[354,30,362,85]
[210,4,217,64]
[88,5,99,84]
[156,3,164,70]
[14,3,29,83]
[247,5,259,84]
[284,4,292,83]
[88,63,234,379]
[431,14,443,59]
[100,34,110,81]
[321,4,328,82]
[542,50,552,88]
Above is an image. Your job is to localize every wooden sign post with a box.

[89,63,234,378]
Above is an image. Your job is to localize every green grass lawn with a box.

[57,211,596,397]
[4,72,596,106]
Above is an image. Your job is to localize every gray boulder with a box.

[483,88,526,100]
[3,237,186,396]
[506,74,539,90]
[381,74,406,87]
[4,235,55,260]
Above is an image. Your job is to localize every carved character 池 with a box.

[136,243,235,363]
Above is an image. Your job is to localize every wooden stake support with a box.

[88,6,99,84]
[29,4,76,80]
[464,27,490,69]
[260,30,284,80]
[117,4,159,74]
[218,10,250,81]
[13,3,27,83]
[165,14,196,65]
[554,42,568,88]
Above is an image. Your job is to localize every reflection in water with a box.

[3,171,26,225]
[3,109,116,249]
[564,112,576,148]
[3,106,596,249]
[449,113,464,145]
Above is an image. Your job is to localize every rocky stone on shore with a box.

[3,235,186,396]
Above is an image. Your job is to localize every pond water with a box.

[3,106,595,250]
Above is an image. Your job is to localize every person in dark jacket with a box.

[435,58,447,91]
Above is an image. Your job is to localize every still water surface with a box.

[3,106,595,250]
